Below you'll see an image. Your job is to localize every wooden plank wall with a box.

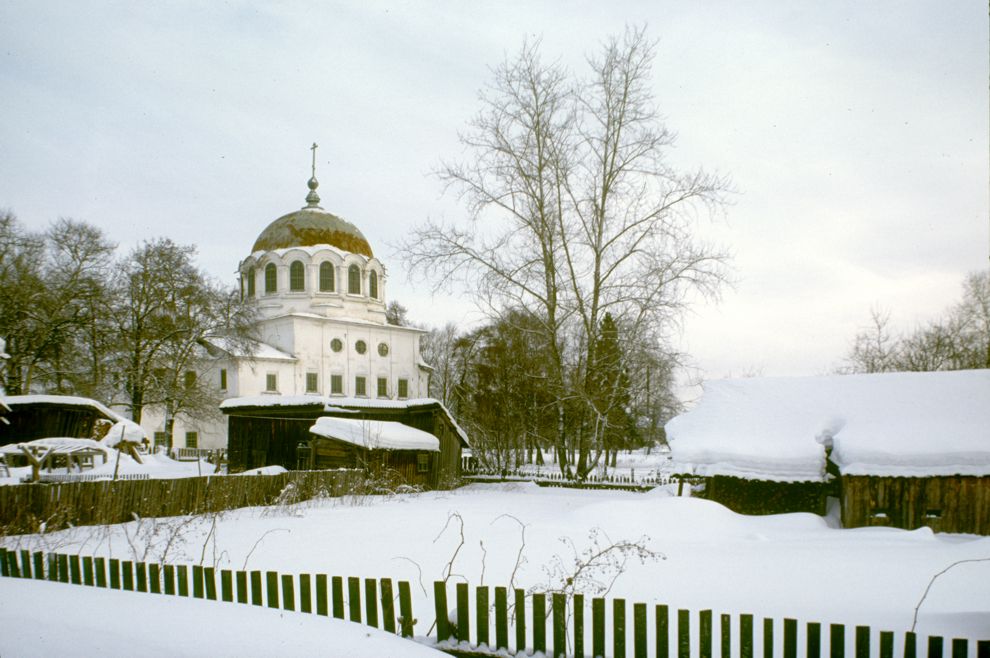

[842,475,990,535]
[0,470,364,535]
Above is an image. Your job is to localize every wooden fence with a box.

[0,470,365,534]
[1,547,985,658]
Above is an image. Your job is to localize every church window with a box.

[246,268,255,297]
[348,265,361,294]
[290,260,305,291]
[319,262,335,292]
[185,432,198,449]
[330,338,343,353]
[355,340,367,355]
[397,378,408,399]
[377,377,388,398]
[355,376,367,397]
[306,372,319,393]
[265,373,278,392]
[265,263,277,293]
[369,271,378,299]
[330,374,343,395]
[219,369,227,390]
[378,343,389,357]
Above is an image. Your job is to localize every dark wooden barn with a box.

[221,396,468,489]
[0,395,121,446]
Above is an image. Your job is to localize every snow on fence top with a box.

[309,417,440,451]
[666,369,990,481]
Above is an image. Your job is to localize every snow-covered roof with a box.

[3,395,148,443]
[666,370,990,481]
[220,395,470,446]
[309,417,440,451]
[202,336,296,361]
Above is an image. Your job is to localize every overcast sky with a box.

[2,1,987,396]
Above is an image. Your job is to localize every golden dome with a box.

[252,208,373,257]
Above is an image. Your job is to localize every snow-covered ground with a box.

[4,483,987,643]
[0,450,220,486]
[0,577,445,657]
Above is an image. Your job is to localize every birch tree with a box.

[402,28,729,476]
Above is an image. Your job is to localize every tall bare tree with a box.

[402,28,728,476]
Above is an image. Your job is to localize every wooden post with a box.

[700,609,712,658]
[380,578,396,633]
[574,593,585,658]
[204,567,217,601]
[721,613,731,658]
[0,547,7,576]
[58,554,70,583]
[221,569,233,602]
[951,639,966,658]
[282,574,295,611]
[533,593,547,655]
[830,623,845,658]
[495,586,509,650]
[109,558,121,589]
[879,631,893,658]
[82,556,94,586]
[136,562,148,593]
[316,574,329,616]
[784,618,798,658]
[47,553,57,582]
[163,564,175,595]
[434,581,450,643]
[516,589,528,653]
[121,560,134,591]
[250,570,262,606]
[808,622,822,658]
[398,581,414,638]
[176,564,188,596]
[456,582,469,644]
[592,598,606,658]
[332,576,345,619]
[928,637,944,658]
[348,576,361,623]
[192,565,204,598]
[232,570,245,603]
[553,593,567,658]
[975,640,989,658]
[266,571,279,608]
[299,574,312,614]
[763,618,773,658]
[477,586,490,647]
[633,602,647,658]
[20,550,32,579]
[656,604,670,658]
[33,551,44,581]
[855,626,869,658]
[365,579,378,628]
[678,609,690,658]
[69,555,82,585]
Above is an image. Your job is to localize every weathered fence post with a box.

[784,618,798,658]
[380,578,396,633]
[928,636,944,658]
[281,573,295,611]
[807,622,822,658]
[495,586,508,651]
[250,570,262,606]
[855,625,869,658]
[266,571,279,608]
[434,581,451,643]
[192,565,204,598]
[593,597,606,658]
[574,593,585,658]
[136,562,148,592]
[552,593,567,658]
[235,570,247,604]
[176,564,188,596]
[456,582,469,644]
[221,569,233,602]
[700,609,712,658]
[516,589,528,653]
[299,573,312,613]
[365,579,378,628]
[656,604,670,658]
[763,618,774,658]
[204,567,217,601]
[533,592,547,655]
[398,581,414,638]
[163,563,175,595]
[830,623,845,658]
[721,613,731,658]
[69,555,82,585]
[108,558,121,589]
[20,550,32,579]
[332,575,345,619]
[347,576,361,623]
[82,556,94,586]
[476,586,490,647]
[633,602,648,658]
[678,609,691,658]
[33,551,44,581]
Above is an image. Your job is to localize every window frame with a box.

[185,431,198,449]
[246,268,255,297]
[265,372,278,392]
[348,264,361,295]
[397,378,408,399]
[264,263,277,294]
[355,375,367,397]
[369,270,378,299]
[330,373,343,395]
[319,261,335,292]
[289,260,306,292]
[219,368,227,391]
[377,377,388,398]
[305,371,319,393]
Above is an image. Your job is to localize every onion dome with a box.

[251,143,374,257]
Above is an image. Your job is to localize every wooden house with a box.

[221,395,468,489]
[667,370,990,534]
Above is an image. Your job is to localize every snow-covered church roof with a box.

[666,369,990,482]
[309,417,439,451]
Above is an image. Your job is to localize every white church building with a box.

[140,150,431,451]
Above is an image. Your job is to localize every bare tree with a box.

[846,305,900,373]
[401,28,729,476]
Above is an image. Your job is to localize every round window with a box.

[378,342,389,357]
[355,340,367,355]
[330,338,343,353]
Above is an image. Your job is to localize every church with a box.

[139,147,445,458]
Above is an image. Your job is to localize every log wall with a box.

[841,475,990,535]
[701,476,825,516]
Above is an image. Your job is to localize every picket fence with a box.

[0,548,985,658]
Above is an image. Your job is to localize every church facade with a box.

[139,152,431,451]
